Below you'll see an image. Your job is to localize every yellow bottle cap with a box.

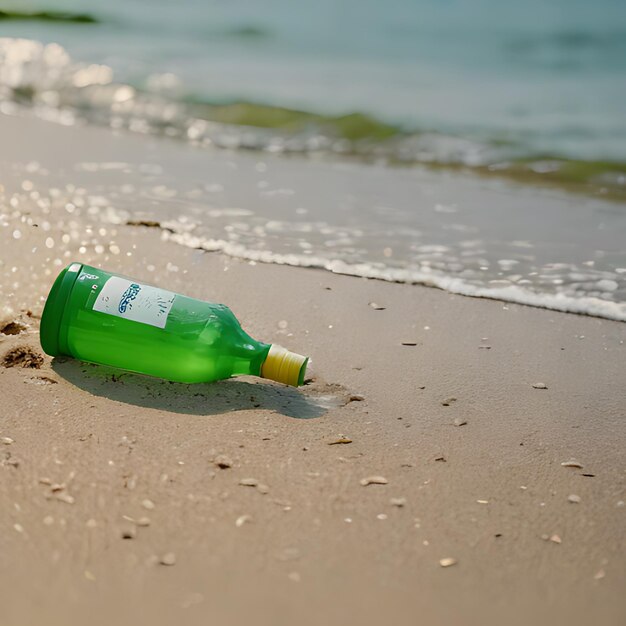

[261,344,309,387]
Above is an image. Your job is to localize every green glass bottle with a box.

[40,262,308,386]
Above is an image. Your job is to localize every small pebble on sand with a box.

[439,558,457,568]
[434,454,447,462]
[561,460,584,469]
[594,569,606,580]
[257,484,270,494]
[477,500,489,504]
[401,342,417,346]
[142,499,155,510]
[235,515,252,527]
[328,436,353,445]
[441,397,457,406]
[121,527,136,540]
[214,455,233,469]
[360,476,388,486]
[453,418,467,427]
[136,517,151,527]
[239,478,259,487]
[549,534,562,544]
[56,493,75,504]
[532,383,548,389]
[377,513,388,520]
[13,523,24,533]
[390,497,406,507]
[1,437,15,445]
[159,552,176,566]
[368,302,385,310]
[567,494,581,504]
[348,394,364,402]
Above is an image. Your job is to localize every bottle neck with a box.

[260,345,309,387]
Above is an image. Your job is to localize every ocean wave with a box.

[0,10,98,24]
[121,220,625,322]
[166,229,626,322]
[1,38,625,199]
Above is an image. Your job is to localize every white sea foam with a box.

[160,227,626,322]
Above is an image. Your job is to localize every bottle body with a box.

[41,263,307,385]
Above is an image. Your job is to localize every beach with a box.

[1,113,625,625]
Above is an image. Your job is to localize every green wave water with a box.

[1,37,624,200]
[185,99,626,199]
[0,10,99,24]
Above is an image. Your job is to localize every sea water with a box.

[0,0,625,319]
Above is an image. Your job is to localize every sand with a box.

[0,113,625,626]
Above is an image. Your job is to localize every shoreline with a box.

[1,113,625,625]
[4,100,626,202]
[2,112,625,322]
[135,219,626,322]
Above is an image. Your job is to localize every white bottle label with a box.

[92,276,176,329]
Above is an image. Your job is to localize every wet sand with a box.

[1,113,625,626]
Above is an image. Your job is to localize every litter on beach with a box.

[40,263,309,388]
